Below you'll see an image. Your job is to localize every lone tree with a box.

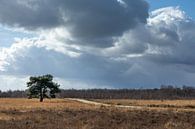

[27,74,60,102]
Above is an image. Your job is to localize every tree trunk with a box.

[40,96,43,102]
[40,88,44,102]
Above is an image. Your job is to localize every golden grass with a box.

[0,99,195,129]
[0,98,96,111]
[94,99,195,110]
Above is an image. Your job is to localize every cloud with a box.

[0,75,28,91]
[107,7,195,68]
[0,75,112,91]
[145,7,195,67]
[0,41,130,87]
[0,0,62,29]
[0,0,149,47]
[103,24,149,58]
[1,5,195,89]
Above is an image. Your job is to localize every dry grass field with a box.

[94,99,195,110]
[0,99,195,129]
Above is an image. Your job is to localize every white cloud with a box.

[0,75,28,91]
[0,75,112,91]
[1,6,195,89]
[0,31,82,72]
[148,6,188,25]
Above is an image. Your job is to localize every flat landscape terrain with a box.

[1,99,195,129]
[94,99,195,110]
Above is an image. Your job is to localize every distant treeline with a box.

[1,85,195,100]
[0,90,27,98]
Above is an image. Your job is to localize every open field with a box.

[94,99,195,110]
[0,99,195,129]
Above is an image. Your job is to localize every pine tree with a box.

[27,74,60,102]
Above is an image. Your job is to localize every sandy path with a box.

[66,98,144,109]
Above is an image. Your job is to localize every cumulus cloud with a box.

[0,75,112,91]
[0,41,130,87]
[146,7,195,67]
[0,0,149,47]
[1,4,195,89]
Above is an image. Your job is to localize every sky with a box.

[0,0,195,91]
[147,0,195,19]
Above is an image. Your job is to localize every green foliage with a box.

[27,74,60,102]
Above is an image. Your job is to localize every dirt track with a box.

[66,98,144,109]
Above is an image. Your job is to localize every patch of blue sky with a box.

[146,0,195,19]
[0,25,36,47]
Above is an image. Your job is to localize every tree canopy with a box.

[27,74,60,102]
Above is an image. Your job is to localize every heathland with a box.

[0,99,195,129]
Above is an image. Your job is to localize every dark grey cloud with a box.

[145,8,195,68]
[2,45,131,87]
[3,44,195,88]
[104,24,149,56]
[59,0,148,38]
[0,0,62,29]
[2,6,195,89]
[0,0,149,47]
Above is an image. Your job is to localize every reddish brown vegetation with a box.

[0,99,195,129]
